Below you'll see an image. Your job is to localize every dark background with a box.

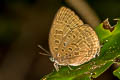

[0,0,119,80]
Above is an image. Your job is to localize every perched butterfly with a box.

[40,6,100,71]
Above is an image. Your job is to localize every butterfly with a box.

[40,6,100,71]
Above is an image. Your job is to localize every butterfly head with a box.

[49,57,55,62]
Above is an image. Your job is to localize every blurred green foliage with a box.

[113,66,120,79]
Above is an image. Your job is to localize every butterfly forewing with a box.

[49,7,83,59]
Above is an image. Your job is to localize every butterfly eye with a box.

[49,57,55,62]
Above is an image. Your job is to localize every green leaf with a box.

[113,67,120,79]
[40,19,120,80]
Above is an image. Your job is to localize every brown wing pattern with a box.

[49,6,100,66]
[56,24,100,66]
[49,7,83,59]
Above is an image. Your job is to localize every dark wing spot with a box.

[65,53,68,56]
[64,42,67,46]
[73,35,76,38]
[66,25,70,27]
[62,49,64,52]
[55,40,59,44]
[57,53,61,57]
[69,54,72,56]
[55,30,63,34]
[55,47,58,51]
[68,48,72,51]
[68,35,71,38]
[74,52,79,56]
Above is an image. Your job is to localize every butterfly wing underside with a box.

[49,7,100,66]
[49,7,83,58]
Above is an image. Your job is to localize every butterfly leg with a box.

[67,65,73,70]
[54,62,60,72]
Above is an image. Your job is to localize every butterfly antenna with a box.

[37,45,51,56]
